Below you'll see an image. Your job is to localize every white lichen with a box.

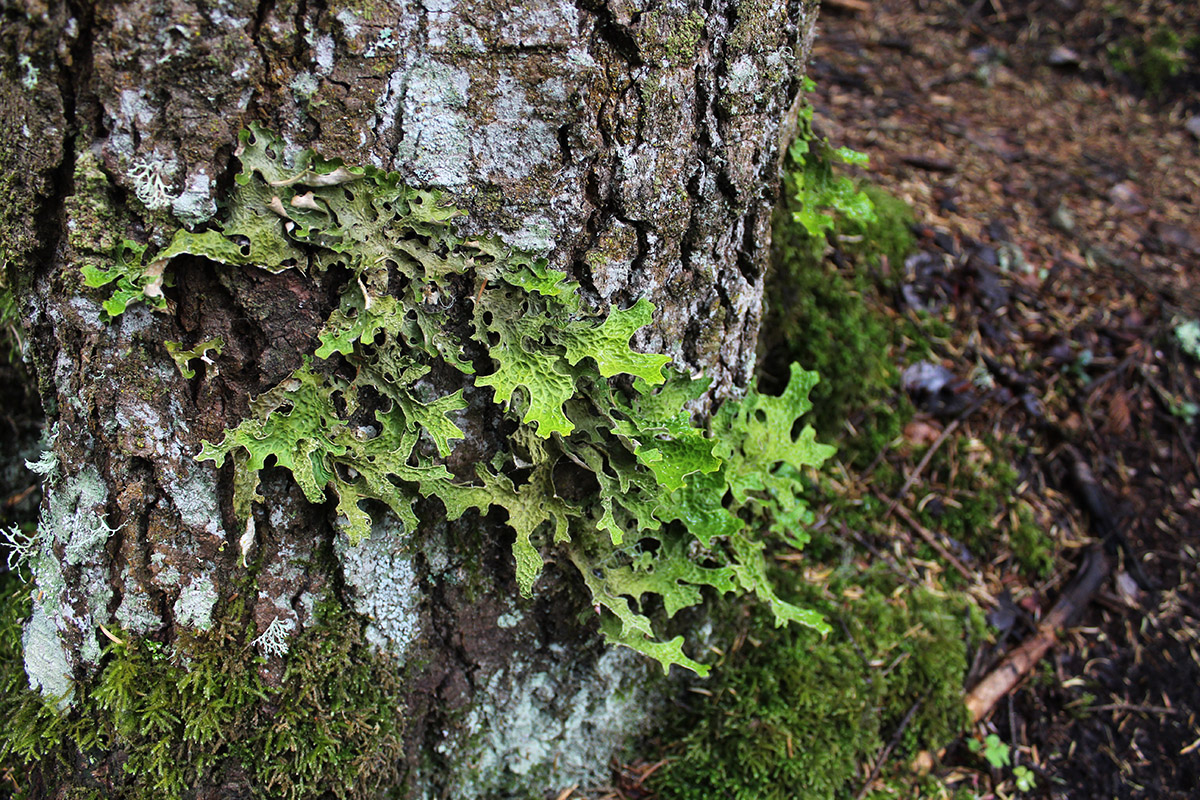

[24,422,59,481]
[108,89,157,159]
[1,525,39,572]
[162,460,222,538]
[477,76,557,184]
[20,464,117,698]
[500,216,557,256]
[251,615,297,658]
[444,649,659,797]
[496,611,522,629]
[290,71,320,100]
[335,9,361,40]
[63,513,119,566]
[314,34,336,76]
[172,576,218,631]
[364,27,398,58]
[388,59,472,187]
[171,168,217,226]
[127,152,178,211]
[114,567,163,635]
[22,604,74,709]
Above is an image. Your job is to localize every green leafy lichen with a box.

[80,239,169,318]
[164,337,223,379]
[104,124,833,675]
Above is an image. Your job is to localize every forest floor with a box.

[790,0,1200,796]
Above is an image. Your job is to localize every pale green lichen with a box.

[18,465,117,702]
[251,616,297,658]
[127,152,179,211]
[172,576,218,631]
[389,59,472,186]
[495,611,522,629]
[114,567,163,636]
[334,515,423,657]
[21,605,73,708]
[24,445,58,480]
[444,648,656,797]
[1177,318,1200,360]
[171,168,218,226]
[18,54,38,90]
[290,71,321,100]
[164,460,223,538]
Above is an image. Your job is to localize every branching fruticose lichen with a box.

[88,125,835,674]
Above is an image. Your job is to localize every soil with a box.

[798,0,1200,796]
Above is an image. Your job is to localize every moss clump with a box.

[650,569,980,800]
[250,599,407,797]
[638,9,706,65]
[759,165,918,467]
[1108,27,1194,97]
[0,579,406,800]
[842,184,916,271]
[1009,504,1055,580]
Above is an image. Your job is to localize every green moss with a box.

[637,10,706,65]
[759,187,913,467]
[728,0,783,57]
[1010,504,1054,579]
[841,184,916,274]
[250,600,406,797]
[908,436,1054,580]
[1108,27,1192,97]
[0,577,406,800]
[760,104,921,469]
[650,569,980,800]
[0,256,23,364]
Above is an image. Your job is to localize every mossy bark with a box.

[0,0,818,797]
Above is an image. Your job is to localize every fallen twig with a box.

[822,0,873,12]
[965,545,1109,722]
[889,501,975,582]
[855,696,924,799]
[901,155,958,173]
[1087,703,1179,716]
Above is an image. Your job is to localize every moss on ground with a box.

[650,568,983,800]
[1108,26,1196,97]
[0,575,407,800]
[910,436,1055,581]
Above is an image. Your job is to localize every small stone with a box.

[1047,46,1080,66]
[1050,203,1075,232]
[1186,116,1200,140]
[1108,181,1145,214]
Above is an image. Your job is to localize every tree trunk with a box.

[1,0,818,796]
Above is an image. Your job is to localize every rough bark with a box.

[1,0,818,796]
